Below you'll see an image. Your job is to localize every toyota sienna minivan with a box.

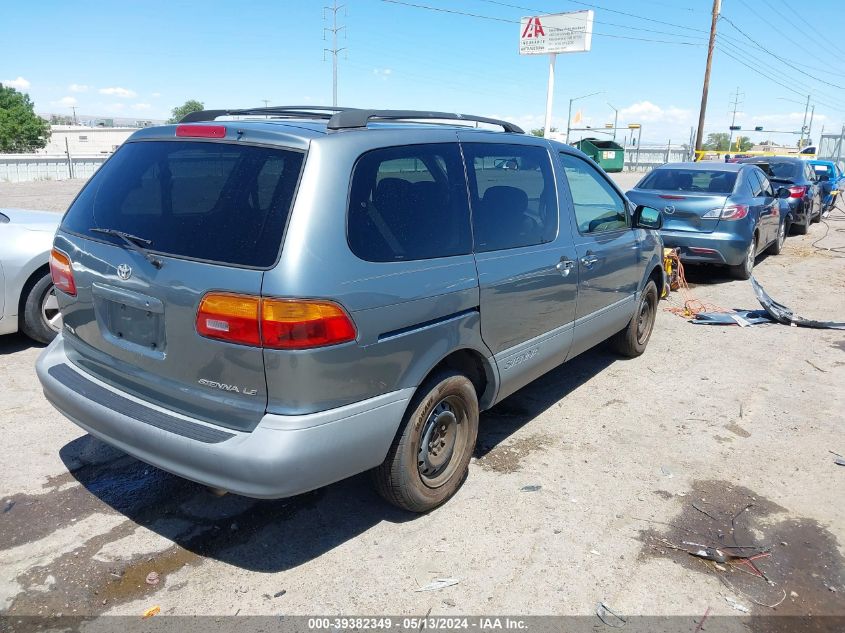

[37,106,664,512]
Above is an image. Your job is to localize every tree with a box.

[168,99,204,123]
[530,127,558,137]
[0,84,51,153]
[703,132,730,151]
[735,136,753,152]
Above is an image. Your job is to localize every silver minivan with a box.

[37,107,664,512]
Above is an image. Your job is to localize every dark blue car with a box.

[627,162,790,280]
[738,156,822,234]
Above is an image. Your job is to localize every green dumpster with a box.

[573,138,625,173]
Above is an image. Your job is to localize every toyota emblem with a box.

[117,264,132,280]
[663,205,676,215]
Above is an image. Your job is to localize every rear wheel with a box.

[611,280,658,358]
[731,235,757,280]
[373,370,479,513]
[20,273,62,344]
[768,220,787,255]
[794,214,809,235]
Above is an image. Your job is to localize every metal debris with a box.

[596,602,627,628]
[415,578,460,592]
[751,276,845,330]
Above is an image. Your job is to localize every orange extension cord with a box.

[663,250,730,318]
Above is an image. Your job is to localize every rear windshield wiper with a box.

[90,228,163,269]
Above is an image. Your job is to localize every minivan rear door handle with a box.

[556,258,575,277]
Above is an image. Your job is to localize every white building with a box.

[41,125,137,155]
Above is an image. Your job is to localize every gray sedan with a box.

[0,208,61,343]
[627,162,790,279]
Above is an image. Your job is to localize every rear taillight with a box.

[196,293,261,346]
[720,204,749,220]
[704,204,748,220]
[262,299,356,350]
[788,185,807,199]
[196,293,356,349]
[175,124,226,138]
[49,249,76,296]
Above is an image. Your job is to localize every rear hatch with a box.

[54,132,305,432]
[628,167,736,234]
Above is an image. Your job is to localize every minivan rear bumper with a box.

[659,228,751,266]
[37,335,412,499]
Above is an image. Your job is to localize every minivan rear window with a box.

[62,140,304,268]
[638,169,737,194]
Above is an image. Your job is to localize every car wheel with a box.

[768,220,787,255]
[373,370,479,513]
[20,272,62,344]
[794,214,809,235]
[611,280,658,358]
[811,199,821,223]
[731,235,756,280]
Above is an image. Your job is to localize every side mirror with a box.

[634,205,662,230]
[776,187,791,199]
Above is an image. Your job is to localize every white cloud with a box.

[98,86,136,98]
[52,96,78,107]
[68,83,88,93]
[151,92,161,98]
[372,68,393,80]
[132,102,151,111]
[619,100,692,125]
[2,76,31,90]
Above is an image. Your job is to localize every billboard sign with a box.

[519,10,594,55]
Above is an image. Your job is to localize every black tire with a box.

[767,220,787,255]
[611,280,658,358]
[373,370,479,513]
[794,215,809,235]
[730,235,757,280]
[20,272,61,345]
[811,200,821,223]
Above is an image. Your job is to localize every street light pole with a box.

[608,103,618,140]
[799,94,810,149]
[565,91,602,144]
[543,54,556,138]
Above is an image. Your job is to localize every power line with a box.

[719,14,845,91]
[382,0,704,45]
[476,0,707,40]
[772,0,845,59]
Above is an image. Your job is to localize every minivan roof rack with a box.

[179,106,524,134]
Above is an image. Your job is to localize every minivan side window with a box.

[347,144,471,262]
[558,153,629,234]
[462,143,558,252]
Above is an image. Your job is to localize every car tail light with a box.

[720,204,749,220]
[175,124,226,138]
[261,299,356,349]
[659,195,686,200]
[196,293,261,346]
[196,294,356,349]
[788,185,807,198]
[49,249,76,296]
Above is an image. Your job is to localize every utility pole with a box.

[727,86,743,150]
[323,0,346,107]
[799,94,810,149]
[71,106,78,125]
[261,99,270,107]
[694,0,721,158]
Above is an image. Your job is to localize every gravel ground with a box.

[1,175,843,626]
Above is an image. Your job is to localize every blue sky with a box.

[2,0,844,145]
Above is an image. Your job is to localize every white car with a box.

[0,208,62,343]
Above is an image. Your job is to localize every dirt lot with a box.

[1,176,844,627]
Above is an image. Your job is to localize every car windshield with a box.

[753,161,802,181]
[637,168,737,194]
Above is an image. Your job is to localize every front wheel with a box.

[611,280,658,358]
[373,370,479,512]
[730,236,757,280]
